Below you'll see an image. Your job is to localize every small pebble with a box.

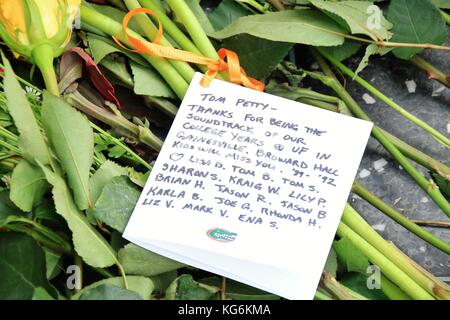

[432,85,445,97]
[351,194,362,201]
[447,122,450,134]
[359,169,371,179]
[372,223,386,232]
[405,80,417,93]
[362,93,376,104]
[373,158,388,171]
[420,197,429,203]
[419,246,427,252]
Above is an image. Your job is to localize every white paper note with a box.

[124,73,373,300]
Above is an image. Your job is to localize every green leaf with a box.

[211,9,347,46]
[222,34,293,80]
[87,33,147,65]
[38,164,117,268]
[32,287,55,300]
[44,249,62,280]
[340,273,388,300]
[166,275,219,300]
[2,54,49,165]
[208,0,251,31]
[0,191,24,222]
[130,61,176,98]
[118,243,184,276]
[200,277,280,300]
[151,271,178,293]
[99,56,134,87]
[431,0,450,9]
[334,238,370,274]
[319,40,362,61]
[388,0,448,59]
[71,276,154,300]
[41,92,93,210]
[354,44,392,76]
[309,0,392,41]
[80,284,143,300]
[33,199,61,224]
[324,247,338,278]
[10,159,48,212]
[0,233,53,299]
[89,160,128,204]
[128,168,150,188]
[89,176,140,233]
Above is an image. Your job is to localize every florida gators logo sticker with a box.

[207,228,237,242]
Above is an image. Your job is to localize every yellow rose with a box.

[0,0,80,59]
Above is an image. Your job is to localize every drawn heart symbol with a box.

[170,153,184,162]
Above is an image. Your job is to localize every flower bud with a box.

[0,0,80,61]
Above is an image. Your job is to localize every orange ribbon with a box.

[113,8,264,91]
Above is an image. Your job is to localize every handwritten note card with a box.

[124,73,373,300]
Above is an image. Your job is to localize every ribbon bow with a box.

[113,8,264,91]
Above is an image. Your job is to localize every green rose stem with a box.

[0,139,20,155]
[124,0,196,83]
[0,126,18,143]
[318,49,450,148]
[16,217,72,253]
[380,275,411,300]
[341,204,450,300]
[5,223,72,255]
[310,48,450,217]
[320,272,368,300]
[31,44,60,96]
[66,90,163,151]
[337,221,434,300]
[352,181,450,255]
[409,55,450,88]
[107,0,128,11]
[166,0,219,60]
[314,290,333,300]
[268,83,450,180]
[138,0,225,79]
[378,130,450,181]
[412,219,450,228]
[143,96,179,118]
[80,4,189,99]
[138,0,203,56]
[0,157,18,171]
